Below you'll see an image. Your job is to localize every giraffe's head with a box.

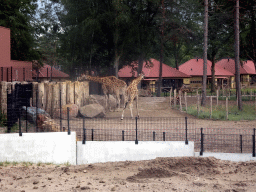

[138,72,145,80]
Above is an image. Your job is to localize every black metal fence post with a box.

[153,131,155,141]
[26,106,28,132]
[7,88,11,133]
[1,67,3,81]
[240,135,243,153]
[91,129,94,141]
[122,130,125,141]
[59,87,62,131]
[67,107,70,135]
[253,128,255,157]
[19,108,22,136]
[135,117,138,144]
[82,118,86,144]
[6,68,8,82]
[11,67,12,82]
[185,117,188,145]
[163,132,165,141]
[200,128,204,156]
[36,87,38,132]
[23,68,25,81]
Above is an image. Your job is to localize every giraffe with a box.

[78,74,127,111]
[121,73,145,120]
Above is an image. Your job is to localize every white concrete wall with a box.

[0,132,76,165]
[77,141,194,165]
[195,152,256,162]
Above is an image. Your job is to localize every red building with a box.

[118,58,190,91]
[0,26,33,82]
[32,64,69,82]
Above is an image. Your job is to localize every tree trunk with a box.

[201,0,208,106]
[174,41,179,70]
[157,0,165,97]
[235,0,242,110]
[211,57,216,93]
[157,38,163,97]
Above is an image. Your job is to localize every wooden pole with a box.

[185,92,187,112]
[179,90,182,111]
[197,94,200,116]
[216,89,219,106]
[210,96,212,119]
[226,96,228,120]
[255,93,256,110]
[170,87,172,106]
[174,89,176,108]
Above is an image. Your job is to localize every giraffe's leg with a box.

[115,94,120,111]
[136,94,139,118]
[121,101,128,120]
[129,103,133,119]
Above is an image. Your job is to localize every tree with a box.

[201,0,208,106]
[240,0,256,65]
[0,0,41,61]
[235,0,242,110]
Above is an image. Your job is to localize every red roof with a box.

[179,59,234,77]
[216,59,256,75]
[118,58,190,78]
[32,64,69,78]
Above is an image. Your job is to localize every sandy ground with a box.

[1,157,256,192]
[1,96,256,191]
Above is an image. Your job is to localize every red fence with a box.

[0,67,32,82]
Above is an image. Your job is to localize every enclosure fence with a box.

[3,82,256,156]
[196,128,256,156]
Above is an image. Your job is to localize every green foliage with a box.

[0,111,7,127]
[5,123,19,133]
[0,0,40,61]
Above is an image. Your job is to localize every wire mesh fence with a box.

[195,128,256,155]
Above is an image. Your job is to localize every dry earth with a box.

[1,96,256,192]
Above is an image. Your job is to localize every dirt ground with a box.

[1,96,256,192]
[1,157,256,192]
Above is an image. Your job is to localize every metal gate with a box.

[7,83,32,132]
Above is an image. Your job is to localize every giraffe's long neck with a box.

[87,76,104,84]
[133,75,144,86]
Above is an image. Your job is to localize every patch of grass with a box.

[37,162,42,166]
[0,111,7,127]
[12,161,18,166]
[5,123,19,133]
[0,162,3,166]
[22,162,33,167]
[186,104,256,121]
[64,162,71,167]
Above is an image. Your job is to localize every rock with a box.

[79,104,105,118]
[81,186,90,190]
[21,106,50,124]
[53,104,79,119]
[33,180,39,185]
[87,95,117,110]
